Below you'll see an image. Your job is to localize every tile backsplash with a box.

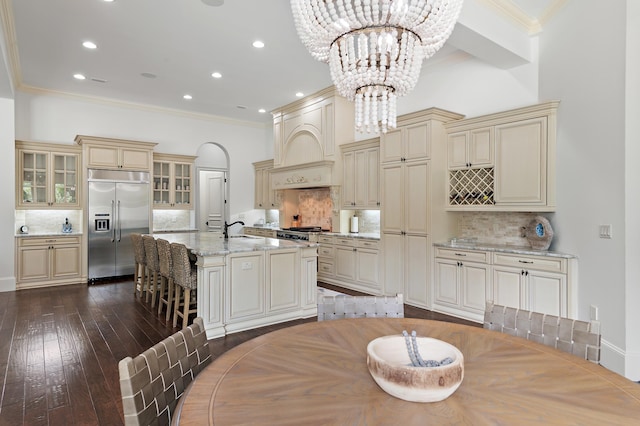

[15,210,83,234]
[153,210,192,231]
[281,188,333,230]
[457,212,547,246]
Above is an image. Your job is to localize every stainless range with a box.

[276,227,324,242]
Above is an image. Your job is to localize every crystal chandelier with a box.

[290,0,464,133]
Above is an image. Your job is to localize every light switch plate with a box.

[599,224,612,239]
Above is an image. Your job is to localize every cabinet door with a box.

[405,122,430,161]
[227,253,265,321]
[120,148,151,170]
[447,132,468,169]
[381,128,403,163]
[86,145,119,169]
[461,262,491,312]
[404,161,429,235]
[469,128,494,167]
[335,246,356,281]
[51,153,79,207]
[492,266,524,309]
[51,244,81,279]
[495,117,547,205]
[528,270,566,316]
[153,161,171,206]
[18,246,50,281]
[342,151,356,207]
[381,164,404,233]
[254,167,264,208]
[404,234,430,307]
[434,259,459,306]
[365,147,380,207]
[355,247,379,289]
[266,249,299,313]
[353,150,368,207]
[173,163,192,207]
[382,233,404,295]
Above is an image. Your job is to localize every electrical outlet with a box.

[599,224,612,239]
[238,213,245,220]
[590,305,599,321]
[241,261,252,270]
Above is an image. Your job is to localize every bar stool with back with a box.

[170,242,198,329]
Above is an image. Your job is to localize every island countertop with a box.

[150,232,318,257]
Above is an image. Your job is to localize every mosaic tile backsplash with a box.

[456,212,547,246]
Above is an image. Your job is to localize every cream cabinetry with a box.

[434,248,491,321]
[381,122,431,163]
[447,127,493,169]
[445,102,558,211]
[243,227,276,238]
[341,139,380,209]
[272,87,354,168]
[432,244,577,322]
[16,141,81,209]
[153,153,196,209]
[317,235,381,294]
[75,135,156,171]
[253,160,278,209]
[492,252,569,317]
[15,235,84,289]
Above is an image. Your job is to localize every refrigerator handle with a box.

[117,200,122,242]
[111,200,116,242]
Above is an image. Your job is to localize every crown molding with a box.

[0,0,20,89]
[17,84,270,129]
[538,0,569,28]
[477,0,541,34]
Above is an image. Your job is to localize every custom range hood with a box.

[271,160,334,190]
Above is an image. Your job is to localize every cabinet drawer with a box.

[435,247,490,263]
[18,236,81,247]
[493,253,565,273]
[356,239,380,250]
[318,261,335,275]
[335,237,356,247]
[318,235,334,244]
[318,246,335,258]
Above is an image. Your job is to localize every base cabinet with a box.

[433,246,575,322]
[320,236,381,294]
[383,233,431,308]
[16,236,84,289]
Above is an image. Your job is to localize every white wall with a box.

[538,0,629,375]
[0,97,16,291]
[14,91,274,216]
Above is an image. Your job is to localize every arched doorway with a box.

[195,143,229,232]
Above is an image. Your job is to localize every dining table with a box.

[172,318,640,425]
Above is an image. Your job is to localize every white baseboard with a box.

[0,276,16,292]
[600,338,640,381]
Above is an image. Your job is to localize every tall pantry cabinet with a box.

[380,109,463,308]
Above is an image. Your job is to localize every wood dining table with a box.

[172,318,640,425]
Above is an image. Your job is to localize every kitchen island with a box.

[151,232,318,338]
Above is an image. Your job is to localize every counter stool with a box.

[142,235,161,308]
[156,238,174,322]
[170,242,198,329]
[131,233,146,299]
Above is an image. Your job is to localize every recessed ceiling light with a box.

[73,74,86,80]
[82,41,97,49]
[253,40,265,49]
[183,94,193,100]
[103,0,114,2]
[295,92,304,97]
[258,108,266,113]
[140,72,157,79]
[211,72,222,79]
[201,0,224,6]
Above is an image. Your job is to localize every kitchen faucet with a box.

[223,220,245,239]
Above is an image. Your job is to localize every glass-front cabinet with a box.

[16,141,81,209]
[152,153,196,209]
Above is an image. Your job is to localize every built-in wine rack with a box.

[449,167,495,205]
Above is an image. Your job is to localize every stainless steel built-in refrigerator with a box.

[88,169,150,281]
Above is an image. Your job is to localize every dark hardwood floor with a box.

[0,278,479,426]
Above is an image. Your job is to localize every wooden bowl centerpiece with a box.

[366,335,464,403]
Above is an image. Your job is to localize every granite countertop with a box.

[15,231,83,237]
[323,231,381,240]
[434,241,577,259]
[151,231,318,257]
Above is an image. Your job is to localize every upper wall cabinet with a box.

[153,153,196,209]
[445,102,559,211]
[16,141,82,209]
[254,159,278,209]
[272,87,354,168]
[381,121,432,164]
[75,135,156,172]
[341,138,380,209]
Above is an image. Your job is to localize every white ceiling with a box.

[3,0,556,125]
